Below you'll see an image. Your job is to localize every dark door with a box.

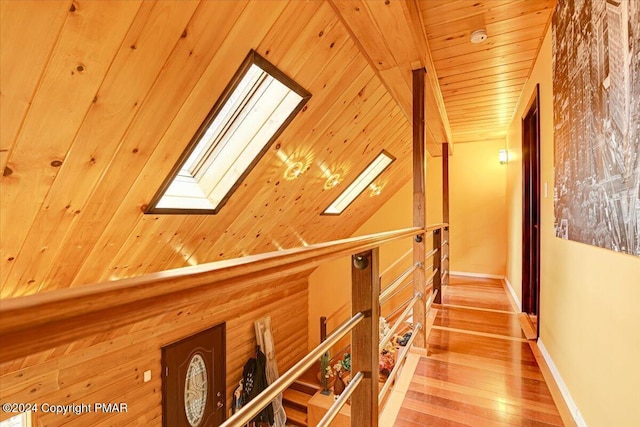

[522,84,541,337]
[163,323,226,427]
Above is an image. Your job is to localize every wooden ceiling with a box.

[0,0,554,298]
[419,0,556,144]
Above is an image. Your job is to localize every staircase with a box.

[282,364,322,426]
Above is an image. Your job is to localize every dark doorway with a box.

[522,84,541,338]
[163,323,226,427]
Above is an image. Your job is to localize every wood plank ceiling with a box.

[419,0,556,143]
[0,0,554,298]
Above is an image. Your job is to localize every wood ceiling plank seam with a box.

[328,0,418,127]
[329,0,397,71]
[433,38,541,71]
[194,82,393,260]
[69,2,298,287]
[422,0,555,39]
[442,76,528,97]
[429,24,548,55]
[443,84,527,103]
[430,32,546,62]
[440,68,530,91]
[3,0,203,297]
[284,16,354,87]
[436,51,536,76]
[444,95,521,109]
[41,0,255,291]
[420,0,515,28]
[142,57,373,276]
[443,84,527,104]
[0,0,145,298]
[297,118,410,240]
[363,0,421,70]
[180,70,382,262]
[0,0,71,173]
[127,41,368,278]
[270,3,342,74]
[249,100,407,252]
[437,59,533,85]
[214,100,404,254]
[401,0,453,149]
[97,213,191,285]
[254,0,325,66]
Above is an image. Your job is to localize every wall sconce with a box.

[499,149,508,165]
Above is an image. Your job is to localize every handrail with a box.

[317,371,364,427]
[0,227,420,363]
[379,247,412,279]
[427,289,438,310]
[379,293,420,352]
[379,262,420,305]
[219,312,364,427]
[378,322,422,402]
[425,247,438,260]
[426,268,438,285]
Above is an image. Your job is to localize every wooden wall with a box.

[0,275,308,426]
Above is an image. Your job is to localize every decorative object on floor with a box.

[396,331,412,346]
[320,352,332,395]
[552,0,640,256]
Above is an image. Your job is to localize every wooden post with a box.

[412,67,427,348]
[442,143,450,287]
[433,229,442,304]
[320,316,327,342]
[351,249,379,427]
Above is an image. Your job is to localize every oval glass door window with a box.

[184,353,208,426]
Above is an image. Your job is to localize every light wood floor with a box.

[393,276,565,426]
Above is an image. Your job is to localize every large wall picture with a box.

[552,0,640,256]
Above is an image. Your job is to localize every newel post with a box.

[412,66,427,348]
[351,249,379,427]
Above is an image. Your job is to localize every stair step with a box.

[291,378,321,395]
[283,388,313,409]
[285,405,307,427]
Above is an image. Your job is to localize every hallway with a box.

[393,276,566,426]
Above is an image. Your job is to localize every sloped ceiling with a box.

[0,0,554,298]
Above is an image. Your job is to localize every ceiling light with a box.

[369,183,384,197]
[470,29,488,44]
[324,173,343,190]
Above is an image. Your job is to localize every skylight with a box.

[147,51,311,214]
[323,151,395,215]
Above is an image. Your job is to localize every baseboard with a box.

[537,339,588,427]
[449,271,504,279]
[503,276,521,311]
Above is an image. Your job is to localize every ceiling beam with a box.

[328,0,453,156]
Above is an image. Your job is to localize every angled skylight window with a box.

[323,151,395,215]
[147,51,311,214]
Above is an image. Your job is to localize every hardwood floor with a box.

[393,276,564,426]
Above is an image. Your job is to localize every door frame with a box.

[522,84,541,338]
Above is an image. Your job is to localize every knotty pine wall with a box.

[0,276,308,426]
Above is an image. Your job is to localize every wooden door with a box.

[162,323,226,427]
[522,84,541,337]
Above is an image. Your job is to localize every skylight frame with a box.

[322,150,396,216]
[146,50,311,215]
